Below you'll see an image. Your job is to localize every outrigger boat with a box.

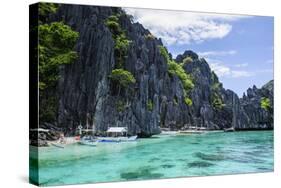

[78,135,98,146]
[77,115,99,146]
[97,127,137,142]
[178,126,207,134]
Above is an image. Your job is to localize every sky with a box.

[124,8,274,97]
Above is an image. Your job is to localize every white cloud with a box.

[210,63,253,78]
[209,62,231,77]
[209,60,272,78]
[231,70,254,78]
[198,50,237,57]
[208,59,253,78]
[124,8,250,45]
[233,63,248,68]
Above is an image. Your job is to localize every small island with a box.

[29,2,274,186]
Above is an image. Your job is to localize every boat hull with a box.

[79,140,98,146]
[97,135,137,142]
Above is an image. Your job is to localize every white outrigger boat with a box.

[79,139,98,146]
[78,135,98,146]
[178,126,208,134]
[97,127,137,143]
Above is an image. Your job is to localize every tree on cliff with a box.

[39,22,79,90]
[38,3,79,123]
[109,69,136,96]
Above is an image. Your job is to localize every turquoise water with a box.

[30,131,273,186]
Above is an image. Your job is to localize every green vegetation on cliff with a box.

[168,61,194,92]
[260,97,271,111]
[38,3,79,123]
[109,69,136,96]
[39,3,59,23]
[158,45,194,106]
[39,22,79,90]
[106,13,136,108]
[105,15,121,34]
[116,100,126,112]
[184,97,193,106]
[210,71,225,109]
[211,93,225,109]
[147,99,153,111]
[105,14,132,68]
[110,69,136,87]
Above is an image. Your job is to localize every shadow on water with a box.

[191,142,200,145]
[161,164,175,169]
[256,167,272,171]
[120,166,164,180]
[187,161,215,168]
[193,152,227,161]
[148,157,160,163]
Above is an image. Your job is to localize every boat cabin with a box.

[106,127,128,137]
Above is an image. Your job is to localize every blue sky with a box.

[125,8,274,97]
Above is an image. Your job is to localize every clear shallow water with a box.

[30,131,273,186]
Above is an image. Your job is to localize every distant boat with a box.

[224,127,235,132]
[178,126,207,134]
[160,131,178,136]
[97,127,137,142]
[178,130,206,134]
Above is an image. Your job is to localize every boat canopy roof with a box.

[107,127,127,133]
[30,128,49,132]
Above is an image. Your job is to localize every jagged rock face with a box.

[43,4,273,136]
[238,81,274,129]
[52,5,169,137]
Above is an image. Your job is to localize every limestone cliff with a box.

[39,4,274,137]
